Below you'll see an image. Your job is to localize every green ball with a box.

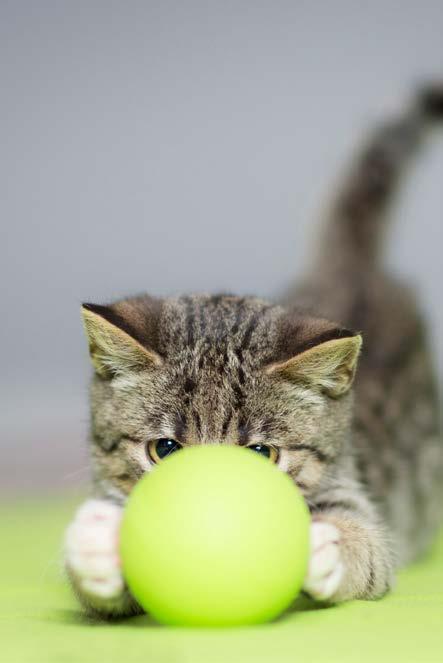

[120,445,310,626]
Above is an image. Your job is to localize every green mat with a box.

[2,495,443,663]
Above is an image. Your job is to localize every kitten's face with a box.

[85,295,360,502]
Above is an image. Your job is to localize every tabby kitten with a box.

[65,85,443,617]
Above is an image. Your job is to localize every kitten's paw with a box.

[65,499,124,600]
[303,520,344,602]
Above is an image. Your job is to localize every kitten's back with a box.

[289,84,443,561]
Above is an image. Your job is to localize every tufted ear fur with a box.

[266,335,363,398]
[82,304,162,378]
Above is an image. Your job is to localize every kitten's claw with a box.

[65,499,124,601]
[303,520,344,601]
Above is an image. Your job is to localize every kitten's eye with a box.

[147,438,183,463]
[247,444,279,463]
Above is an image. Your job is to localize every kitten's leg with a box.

[65,499,142,618]
[303,493,394,602]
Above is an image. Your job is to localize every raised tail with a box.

[317,84,443,273]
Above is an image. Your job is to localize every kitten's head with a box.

[82,294,361,501]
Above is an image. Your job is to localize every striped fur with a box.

[66,84,443,615]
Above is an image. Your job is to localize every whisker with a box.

[61,466,91,481]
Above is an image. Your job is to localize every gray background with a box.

[1,1,442,494]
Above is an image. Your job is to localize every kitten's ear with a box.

[266,334,362,398]
[81,303,162,378]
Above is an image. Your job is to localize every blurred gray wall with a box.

[1,1,442,493]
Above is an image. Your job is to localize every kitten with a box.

[65,85,443,617]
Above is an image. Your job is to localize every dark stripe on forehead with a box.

[230,298,248,336]
[184,296,195,346]
[174,413,187,442]
[238,418,250,446]
[242,305,275,353]
[198,298,206,335]
[232,382,245,410]
[240,311,262,351]
[193,411,202,437]
[184,377,196,395]
[221,411,233,438]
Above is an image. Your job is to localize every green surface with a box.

[121,446,309,626]
[2,494,443,663]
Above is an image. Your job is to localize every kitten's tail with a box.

[317,84,443,272]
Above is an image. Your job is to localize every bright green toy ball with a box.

[120,445,310,627]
